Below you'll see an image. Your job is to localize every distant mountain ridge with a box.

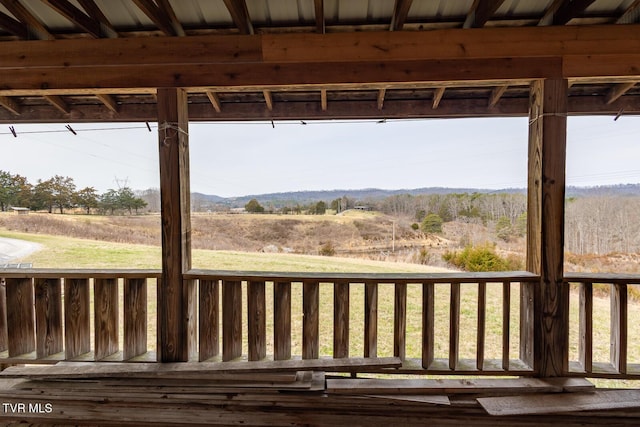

[190,183,640,209]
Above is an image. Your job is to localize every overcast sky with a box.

[1,116,639,198]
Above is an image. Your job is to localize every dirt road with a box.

[0,237,42,265]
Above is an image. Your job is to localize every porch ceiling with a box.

[1,0,640,123]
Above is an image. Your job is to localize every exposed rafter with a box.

[320,89,327,111]
[616,0,640,24]
[605,82,636,105]
[44,95,70,114]
[41,0,112,38]
[0,0,53,40]
[206,91,222,113]
[464,0,506,29]
[539,0,596,26]
[96,94,118,113]
[314,0,324,34]
[77,0,118,38]
[263,90,273,111]
[432,87,445,109]
[377,89,386,110]
[222,0,253,35]
[390,0,413,31]
[0,11,28,38]
[132,0,184,36]
[0,95,20,115]
[488,85,508,107]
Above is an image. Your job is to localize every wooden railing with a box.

[0,268,538,375]
[566,273,640,379]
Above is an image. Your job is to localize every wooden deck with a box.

[0,363,639,426]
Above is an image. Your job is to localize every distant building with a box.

[10,207,29,215]
[353,205,371,211]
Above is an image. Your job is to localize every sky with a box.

[1,116,639,198]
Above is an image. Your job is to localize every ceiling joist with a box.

[41,0,112,38]
[616,0,640,24]
[0,0,53,40]
[222,0,254,35]
[206,91,222,113]
[390,0,413,31]
[132,0,184,37]
[539,0,596,26]
[44,95,71,114]
[96,94,118,113]
[0,95,20,115]
[0,11,28,38]
[314,0,324,34]
[463,0,506,29]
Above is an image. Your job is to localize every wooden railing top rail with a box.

[0,268,162,279]
[185,269,540,283]
[565,272,640,284]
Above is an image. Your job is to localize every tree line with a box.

[0,170,147,215]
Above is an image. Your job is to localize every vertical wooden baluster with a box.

[302,281,319,359]
[579,281,593,373]
[364,282,378,358]
[476,281,486,371]
[124,278,147,360]
[222,280,242,361]
[394,282,407,361]
[422,282,434,369]
[199,279,220,361]
[248,280,266,361]
[502,281,511,371]
[0,276,7,352]
[35,278,63,359]
[64,278,90,359]
[274,281,291,361]
[519,280,535,370]
[6,278,35,357]
[334,281,349,358]
[611,283,628,374]
[94,278,118,360]
[449,282,460,370]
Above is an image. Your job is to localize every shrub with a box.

[421,213,443,234]
[443,243,523,272]
[411,223,419,231]
[319,242,335,256]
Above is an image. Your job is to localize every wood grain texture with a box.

[333,282,349,359]
[124,278,147,360]
[422,283,435,369]
[273,281,291,361]
[394,283,407,360]
[302,281,319,359]
[0,279,6,352]
[64,278,90,359]
[6,278,35,357]
[247,281,266,361]
[199,279,219,361]
[222,280,242,361]
[476,281,486,370]
[449,282,460,370]
[502,281,510,370]
[610,283,628,374]
[579,281,593,373]
[94,278,118,360]
[34,278,63,359]
[364,282,377,358]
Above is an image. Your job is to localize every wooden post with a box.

[157,88,193,362]
[525,79,569,377]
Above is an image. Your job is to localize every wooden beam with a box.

[377,88,386,110]
[541,0,596,26]
[320,89,327,111]
[538,0,564,26]
[0,11,28,38]
[132,0,184,37]
[390,0,413,31]
[157,87,192,362]
[0,0,54,40]
[314,0,324,34]
[432,87,445,109]
[41,0,104,38]
[0,95,20,115]
[605,82,636,105]
[96,94,118,113]
[206,90,222,113]
[464,0,505,29]
[263,90,273,111]
[527,79,569,377]
[44,95,70,114]
[222,0,253,35]
[78,0,117,37]
[616,0,640,24]
[488,85,508,107]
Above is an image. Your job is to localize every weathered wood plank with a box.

[364,282,377,358]
[611,283,628,374]
[199,279,220,361]
[302,281,319,359]
[476,281,486,370]
[64,278,90,359]
[394,282,407,361]
[6,278,35,357]
[449,282,460,370]
[247,281,266,361]
[94,278,118,360]
[273,281,291,361]
[34,278,63,359]
[0,277,6,352]
[124,278,147,360]
[579,281,593,373]
[334,281,349,359]
[157,87,191,363]
[422,283,434,369]
[502,281,510,370]
[222,280,242,361]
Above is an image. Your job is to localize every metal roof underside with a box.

[1,0,640,123]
